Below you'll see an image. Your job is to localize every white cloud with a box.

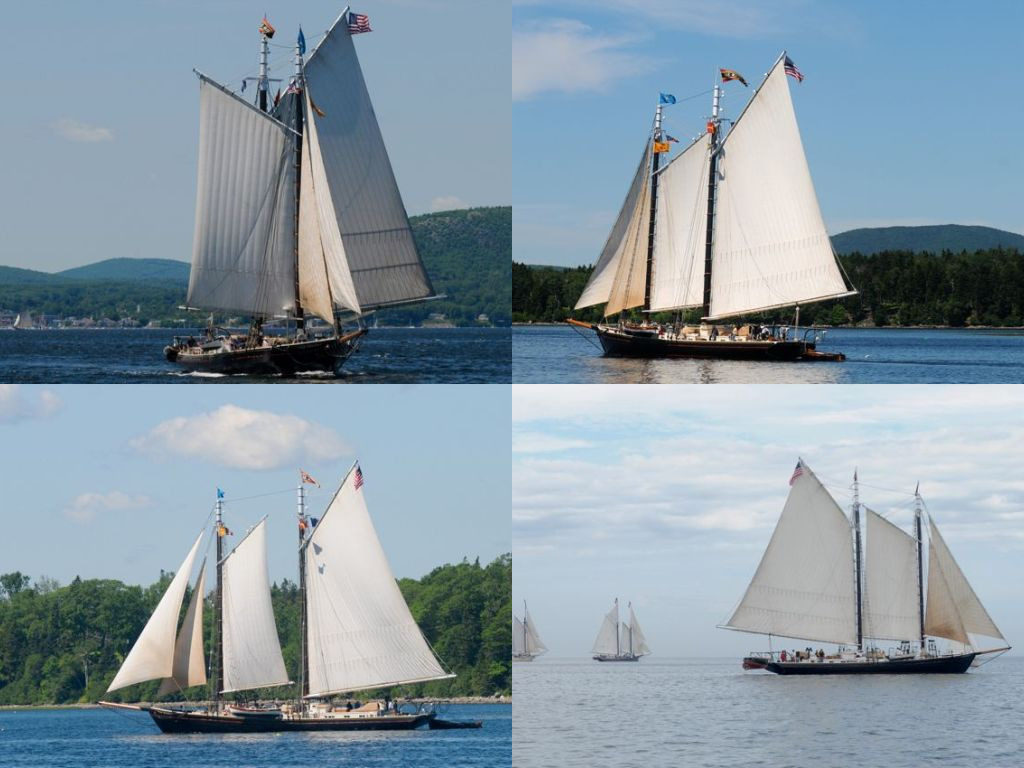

[0,385,62,423]
[430,195,467,212]
[513,432,593,453]
[65,491,152,523]
[130,404,351,470]
[52,118,114,143]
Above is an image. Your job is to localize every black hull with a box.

[148,707,434,733]
[593,326,811,361]
[593,656,640,662]
[764,653,976,675]
[165,332,364,376]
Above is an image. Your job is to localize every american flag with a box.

[354,466,364,490]
[300,469,320,487]
[348,12,372,34]
[784,56,804,83]
[789,461,804,486]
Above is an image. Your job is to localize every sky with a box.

[0,384,509,587]
[0,0,508,272]
[512,0,1024,267]
[513,384,1024,657]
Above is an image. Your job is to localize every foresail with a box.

[649,134,711,312]
[303,21,434,310]
[107,532,204,692]
[304,465,450,696]
[187,74,297,317]
[157,560,207,697]
[524,608,547,655]
[221,519,290,693]
[575,142,652,313]
[863,509,919,642]
[629,606,651,655]
[924,517,1005,647]
[709,57,851,319]
[592,602,619,655]
[724,463,857,645]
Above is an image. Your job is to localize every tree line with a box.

[0,554,510,705]
[514,248,1024,327]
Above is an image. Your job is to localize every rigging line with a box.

[568,319,602,351]
[221,487,297,504]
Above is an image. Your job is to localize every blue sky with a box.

[514,385,1024,657]
[0,0,508,272]
[0,384,508,587]
[513,0,1024,267]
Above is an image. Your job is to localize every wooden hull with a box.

[164,330,365,376]
[763,653,976,675]
[148,706,434,733]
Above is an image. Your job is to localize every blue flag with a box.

[217,488,225,499]
[659,92,676,105]
[298,27,306,56]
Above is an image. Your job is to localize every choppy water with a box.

[512,326,1024,383]
[513,658,1022,768]
[0,704,509,767]
[0,328,510,383]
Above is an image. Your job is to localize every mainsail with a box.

[156,561,207,697]
[628,604,651,656]
[863,509,919,642]
[303,465,451,696]
[592,600,621,656]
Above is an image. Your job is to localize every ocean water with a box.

[0,704,509,768]
[0,328,511,384]
[512,326,1024,383]
[513,658,1022,768]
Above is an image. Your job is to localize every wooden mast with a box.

[852,470,864,651]
[642,103,664,311]
[701,83,721,319]
[292,40,307,335]
[213,492,224,712]
[915,483,926,651]
[297,481,309,706]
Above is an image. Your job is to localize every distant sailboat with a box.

[513,601,547,662]
[101,463,454,732]
[12,312,34,330]
[568,53,853,362]
[592,599,650,662]
[164,7,436,375]
[723,460,1010,674]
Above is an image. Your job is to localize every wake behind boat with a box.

[569,54,853,362]
[722,460,1009,675]
[165,7,437,376]
[592,599,650,662]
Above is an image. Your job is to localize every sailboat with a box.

[568,53,853,361]
[100,463,455,732]
[513,601,547,662]
[722,460,1010,675]
[592,599,650,662]
[164,8,436,375]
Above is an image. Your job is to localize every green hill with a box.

[0,265,62,285]
[832,224,1024,255]
[58,258,190,283]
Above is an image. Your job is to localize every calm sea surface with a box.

[0,704,509,767]
[0,328,511,384]
[513,326,1024,383]
[514,657,1023,768]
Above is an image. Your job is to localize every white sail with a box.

[107,533,204,692]
[512,616,527,656]
[724,462,858,645]
[619,623,632,655]
[649,134,711,312]
[304,465,451,697]
[524,606,547,655]
[629,605,651,656]
[221,519,289,693]
[297,90,361,321]
[863,509,919,642]
[924,517,1005,647]
[575,142,652,313]
[187,74,298,317]
[709,57,852,319]
[157,561,207,697]
[592,600,620,655]
[303,18,434,311]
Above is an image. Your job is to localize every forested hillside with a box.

[0,554,510,705]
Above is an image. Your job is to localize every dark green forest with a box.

[0,554,510,705]
[515,248,1024,327]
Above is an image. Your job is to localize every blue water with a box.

[514,658,1022,768]
[0,328,511,383]
[0,704,509,767]
[512,326,1024,383]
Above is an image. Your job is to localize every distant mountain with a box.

[0,266,57,285]
[58,258,190,283]
[831,224,1024,255]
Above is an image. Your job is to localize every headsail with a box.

[157,560,207,697]
[592,600,620,655]
[628,604,651,656]
[863,509,919,642]
[523,606,547,656]
[303,17,434,311]
[107,532,204,692]
[221,519,290,693]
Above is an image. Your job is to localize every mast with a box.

[292,41,307,333]
[701,83,721,319]
[642,103,663,311]
[523,601,529,657]
[628,602,633,656]
[297,482,309,702]
[852,470,863,651]
[213,492,224,711]
[614,598,620,657]
[914,483,926,651]
[258,29,270,112]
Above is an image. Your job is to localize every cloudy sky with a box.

[0,0,508,272]
[513,0,1024,266]
[0,385,508,587]
[513,385,1024,657]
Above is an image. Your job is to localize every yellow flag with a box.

[653,141,671,153]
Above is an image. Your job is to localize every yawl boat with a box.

[722,460,1009,674]
[568,53,854,361]
[513,602,547,662]
[100,464,455,732]
[164,8,436,375]
[592,599,650,662]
